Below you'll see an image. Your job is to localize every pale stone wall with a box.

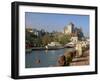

[75,43,82,57]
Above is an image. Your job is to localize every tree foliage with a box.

[59,35,71,45]
[26,29,71,47]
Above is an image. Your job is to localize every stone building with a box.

[71,36,78,43]
[64,22,84,41]
[64,22,74,34]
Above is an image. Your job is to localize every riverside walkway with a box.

[70,50,89,66]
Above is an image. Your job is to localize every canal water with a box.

[25,48,74,68]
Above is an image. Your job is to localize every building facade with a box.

[64,22,84,41]
[64,22,74,34]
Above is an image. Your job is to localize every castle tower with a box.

[64,22,74,34]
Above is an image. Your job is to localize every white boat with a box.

[26,48,32,53]
[64,42,75,48]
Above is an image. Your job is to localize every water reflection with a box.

[25,48,74,68]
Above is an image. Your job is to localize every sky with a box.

[25,12,89,37]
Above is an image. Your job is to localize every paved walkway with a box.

[70,50,89,66]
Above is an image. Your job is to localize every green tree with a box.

[59,35,71,45]
[42,35,52,46]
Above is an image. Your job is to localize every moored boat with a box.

[64,42,75,48]
[26,48,32,53]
